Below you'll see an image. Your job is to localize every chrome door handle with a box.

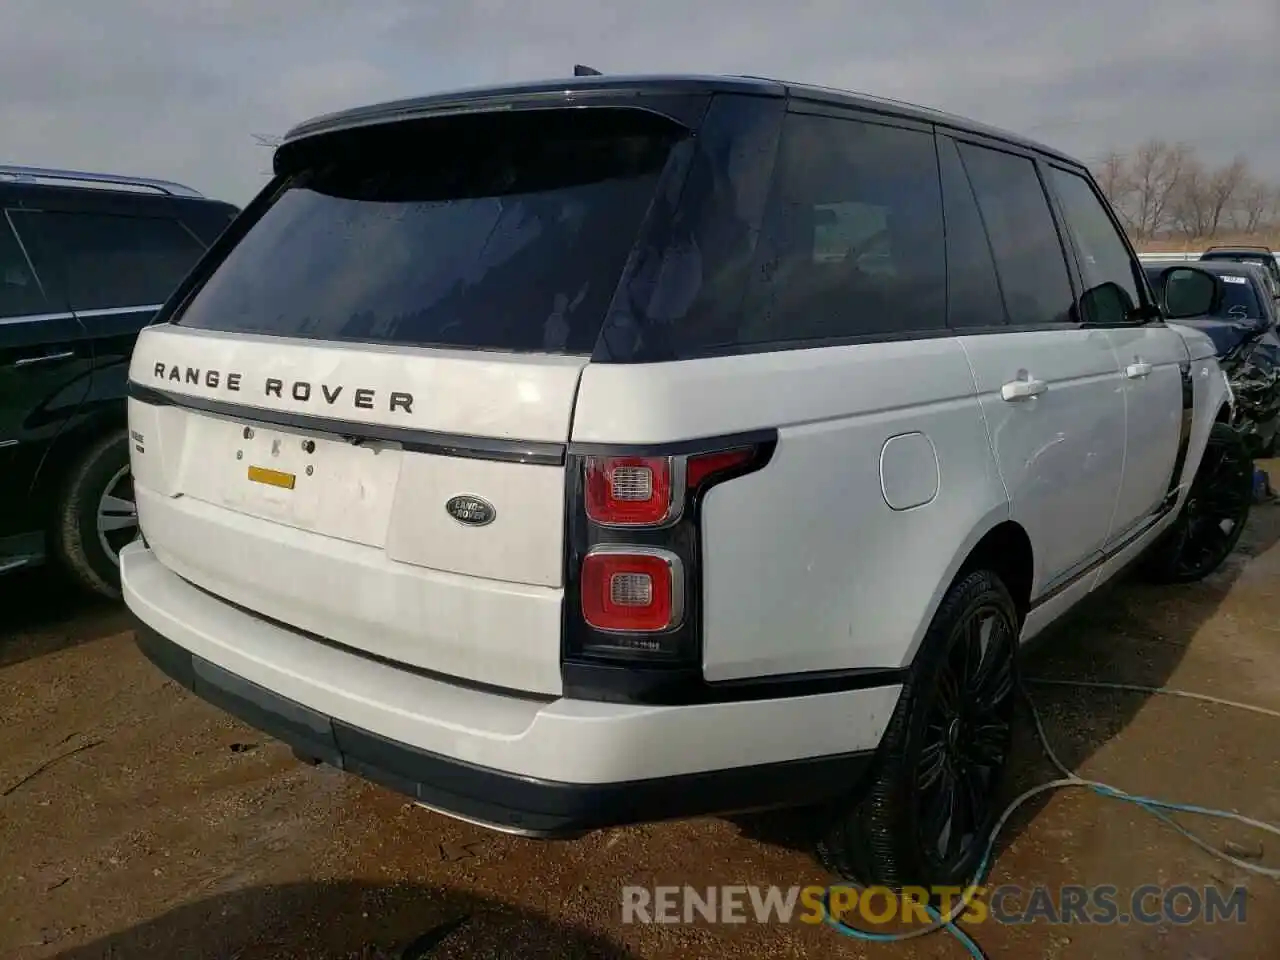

[1125,361,1153,379]
[13,350,74,368]
[1001,377,1047,402]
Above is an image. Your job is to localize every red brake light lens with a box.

[584,456,676,526]
[581,548,683,633]
[685,448,756,490]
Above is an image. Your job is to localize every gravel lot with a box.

[3,489,1279,959]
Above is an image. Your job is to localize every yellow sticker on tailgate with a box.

[247,465,296,490]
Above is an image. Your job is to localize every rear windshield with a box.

[174,110,680,354]
[1215,274,1263,319]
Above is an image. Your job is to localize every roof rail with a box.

[0,164,203,198]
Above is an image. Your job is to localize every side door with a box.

[1044,164,1187,539]
[0,211,93,545]
[939,134,1127,601]
[9,204,209,426]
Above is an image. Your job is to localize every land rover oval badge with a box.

[445,495,496,527]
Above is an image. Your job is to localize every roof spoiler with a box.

[573,64,603,77]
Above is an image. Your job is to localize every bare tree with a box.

[1126,139,1190,242]
[1093,151,1141,234]
[1268,186,1280,232]
[1170,156,1210,240]
[1234,176,1273,235]
[1203,155,1249,237]
[1098,140,1278,246]
[1094,152,1131,208]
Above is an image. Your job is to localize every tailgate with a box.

[124,104,685,696]
[129,325,582,694]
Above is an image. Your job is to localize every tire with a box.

[816,569,1018,890]
[53,428,138,600]
[1142,422,1253,584]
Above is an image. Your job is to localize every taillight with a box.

[564,432,777,690]
[685,448,756,490]
[584,456,681,526]
[581,546,684,638]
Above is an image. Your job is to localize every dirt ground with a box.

[3,489,1280,959]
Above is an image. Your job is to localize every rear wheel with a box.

[53,429,137,599]
[817,569,1018,890]
[1143,422,1253,584]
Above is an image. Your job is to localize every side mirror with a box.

[1078,281,1135,325]
[1160,266,1219,320]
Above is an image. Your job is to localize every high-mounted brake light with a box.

[581,546,684,635]
[584,456,680,526]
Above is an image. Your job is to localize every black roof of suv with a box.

[278,73,1080,168]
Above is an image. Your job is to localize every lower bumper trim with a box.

[133,619,875,838]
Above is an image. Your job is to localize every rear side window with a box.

[1047,167,1141,324]
[175,110,679,354]
[731,113,946,347]
[11,211,206,312]
[956,143,1074,327]
[937,136,1006,328]
[0,218,47,319]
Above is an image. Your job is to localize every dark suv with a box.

[1,164,237,596]
[1146,259,1280,455]
[1199,245,1280,293]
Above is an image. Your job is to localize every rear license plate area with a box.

[181,415,403,545]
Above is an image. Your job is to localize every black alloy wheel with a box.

[1146,422,1253,584]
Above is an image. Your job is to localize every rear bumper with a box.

[135,621,876,836]
[121,543,899,837]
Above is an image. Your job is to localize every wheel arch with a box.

[28,401,129,526]
[900,506,1033,668]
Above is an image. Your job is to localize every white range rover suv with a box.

[121,74,1249,889]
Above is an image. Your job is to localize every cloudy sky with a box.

[3,0,1277,206]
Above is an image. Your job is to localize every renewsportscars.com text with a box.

[621,883,1247,927]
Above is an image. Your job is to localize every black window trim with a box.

[1041,160,1162,330]
[784,97,935,135]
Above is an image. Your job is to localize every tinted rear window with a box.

[1216,274,1263,319]
[174,110,679,354]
